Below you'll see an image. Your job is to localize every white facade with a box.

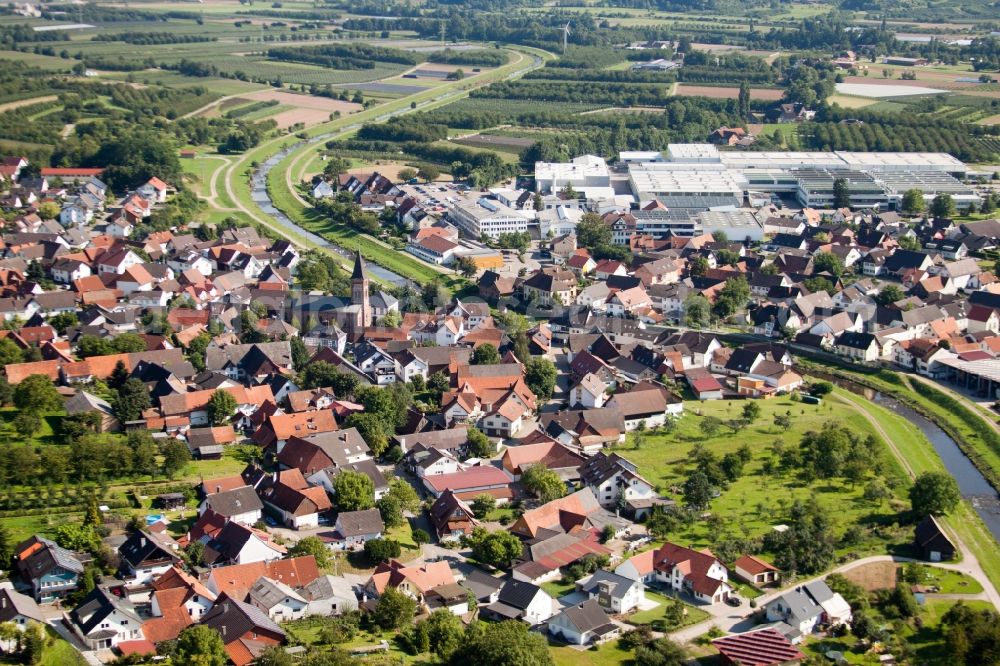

[535,155,610,194]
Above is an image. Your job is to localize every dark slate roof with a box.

[118,530,179,568]
[552,597,615,634]
[496,579,544,610]
[200,594,285,640]
[836,331,876,350]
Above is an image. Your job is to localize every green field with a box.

[617,395,911,557]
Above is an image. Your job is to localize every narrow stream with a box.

[250,142,411,287]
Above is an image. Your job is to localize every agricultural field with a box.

[674,83,784,100]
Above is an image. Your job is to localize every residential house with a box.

[0,585,45,633]
[330,508,384,551]
[13,535,85,602]
[302,575,359,617]
[70,586,144,650]
[647,542,731,605]
[429,490,481,541]
[118,530,182,588]
[365,560,457,604]
[765,580,851,635]
[200,594,286,666]
[578,452,657,513]
[835,331,880,363]
[483,580,554,625]
[199,486,264,526]
[577,569,644,614]
[547,598,619,646]
[249,577,308,622]
[605,383,683,431]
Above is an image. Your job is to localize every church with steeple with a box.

[351,250,372,329]
[331,250,372,340]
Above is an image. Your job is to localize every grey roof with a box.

[769,587,821,625]
[334,508,384,538]
[249,577,306,609]
[802,580,835,605]
[201,595,285,639]
[71,586,141,636]
[0,587,44,623]
[204,342,292,373]
[578,569,638,601]
[202,486,263,518]
[303,574,357,602]
[552,597,615,634]
[461,569,504,602]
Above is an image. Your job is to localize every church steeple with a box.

[351,250,371,328]
[352,249,367,281]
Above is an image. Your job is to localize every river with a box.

[829,377,1000,542]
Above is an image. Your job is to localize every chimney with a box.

[216,485,221,494]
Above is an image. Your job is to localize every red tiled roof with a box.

[423,466,511,494]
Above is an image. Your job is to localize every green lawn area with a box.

[615,395,912,557]
[903,564,983,594]
[625,590,711,628]
[549,641,634,666]
[542,579,578,599]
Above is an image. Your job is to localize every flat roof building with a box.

[696,210,766,241]
[535,155,610,194]
[629,164,747,201]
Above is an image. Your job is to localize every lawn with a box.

[615,395,912,557]
[625,590,711,628]
[549,641,634,666]
[903,563,984,594]
[542,579,578,599]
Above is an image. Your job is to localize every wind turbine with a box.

[562,22,571,54]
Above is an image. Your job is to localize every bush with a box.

[364,538,401,563]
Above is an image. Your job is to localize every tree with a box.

[174,625,228,666]
[576,212,613,250]
[115,377,151,423]
[333,470,375,511]
[0,338,23,367]
[902,188,925,215]
[713,276,751,319]
[161,440,191,477]
[419,609,464,660]
[290,536,332,569]
[449,620,553,666]
[875,285,905,306]
[377,479,420,527]
[909,471,961,516]
[472,343,500,366]
[206,389,237,426]
[699,416,723,438]
[811,381,834,396]
[466,527,523,569]
[813,251,844,277]
[417,165,441,182]
[763,499,836,575]
[521,464,566,503]
[863,477,892,505]
[738,80,751,119]
[412,528,430,545]
[742,401,761,423]
[689,256,709,277]
[833,177,851,209]
[364,537,401,563]
[290,337,310,371]
[21,622,47,665]
[525,357,557,402]
[682,471,713,510]
[471,493,496,519]
[14,411,41,438]
[373,587,417,630]
[634,637,687,666]
[0,522,12,569]
[942,602,1000,666]
[466,427,494,458]
[683,294,711,328]
[12,374,61,413]
[930,193,956,218]
[343,412,390,457]
[398,167,417,182]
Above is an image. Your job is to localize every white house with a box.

[486,580,554,625]
[303,575,359,616]
[250,577,309,622]
[70,587,144,650]
[571,373,608,409]
[578,569,644,614]
[547,598,619,646]
[579,452,656,510]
